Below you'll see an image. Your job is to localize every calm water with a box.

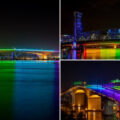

[0,60,59,120]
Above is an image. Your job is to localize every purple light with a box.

[87,85,120,103]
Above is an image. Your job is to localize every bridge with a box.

[61,82,120,119]
[62,39,120,48]
[0,49,59,60]
[61,11,120,58]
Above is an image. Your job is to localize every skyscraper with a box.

[74,12,83,41]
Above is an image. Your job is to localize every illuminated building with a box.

[74,12,83,41]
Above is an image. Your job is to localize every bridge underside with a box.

[62,40,120,48]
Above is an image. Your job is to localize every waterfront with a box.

[0,60,59,120]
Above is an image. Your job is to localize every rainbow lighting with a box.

[87,84,120,103]
[0,48,58,52]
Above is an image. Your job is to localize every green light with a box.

[0,60,15,119]
[0,49,15,51]
[113,86,120,90]
[116,49,120,59]
[74,81,82,85]
[101,48,115,59]
[111,79,120,83]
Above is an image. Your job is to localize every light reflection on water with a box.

[0,60,59,120]
[62,48,120,59]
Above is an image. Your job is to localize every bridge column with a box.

[41,55,48,60]
[72,49,77,59]
[71,92,75,105]
[88,95,101,111]
[103,100,114,115]
[11,51,15,60]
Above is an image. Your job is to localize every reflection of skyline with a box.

[61,61,120,91]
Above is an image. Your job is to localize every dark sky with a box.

[62,0,120,34]
[61,61,120,91]
[0,2,59,50]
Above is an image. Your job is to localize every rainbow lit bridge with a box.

[61,79,120,117]
[0,49,59,60]
[61,11,120,59]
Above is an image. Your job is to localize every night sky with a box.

[61,61,120,91]
[0,2,59,50]
[62,0,120,34]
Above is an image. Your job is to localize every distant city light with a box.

[74,81,82,85]
[111,79,120,83]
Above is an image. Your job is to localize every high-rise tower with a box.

[74,12,83,42]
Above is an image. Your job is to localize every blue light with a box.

[73,49,77,59]
[108,29,111,33]
[73,42,77,49]
[118,29,120,33]
[0,48,58,52]
[74,12,83,40]
[87,85,105,90]
[16,49,57,52]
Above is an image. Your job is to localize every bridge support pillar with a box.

[88,95,101,111]
[103,100,114,115]
[11,51,15,60]
[71,93,75,105]
[41,55,48,60]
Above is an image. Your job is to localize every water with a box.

[62,48,120,59]
[0,60,59,120]
[62,43,120,59]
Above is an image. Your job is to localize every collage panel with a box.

[0,1,59,120]
[1,0,120,120]
[61,61,120,120]
[61,0,120,60]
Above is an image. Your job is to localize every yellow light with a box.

[43,55,47,60]
[90,95,100,98]
[75,89,85,94]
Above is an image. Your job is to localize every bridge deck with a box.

[0,48,58,52]
[87,85,120,103]
[62,39,120,45]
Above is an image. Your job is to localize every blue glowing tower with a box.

[74,12,83,41]
[72,12,83,59]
